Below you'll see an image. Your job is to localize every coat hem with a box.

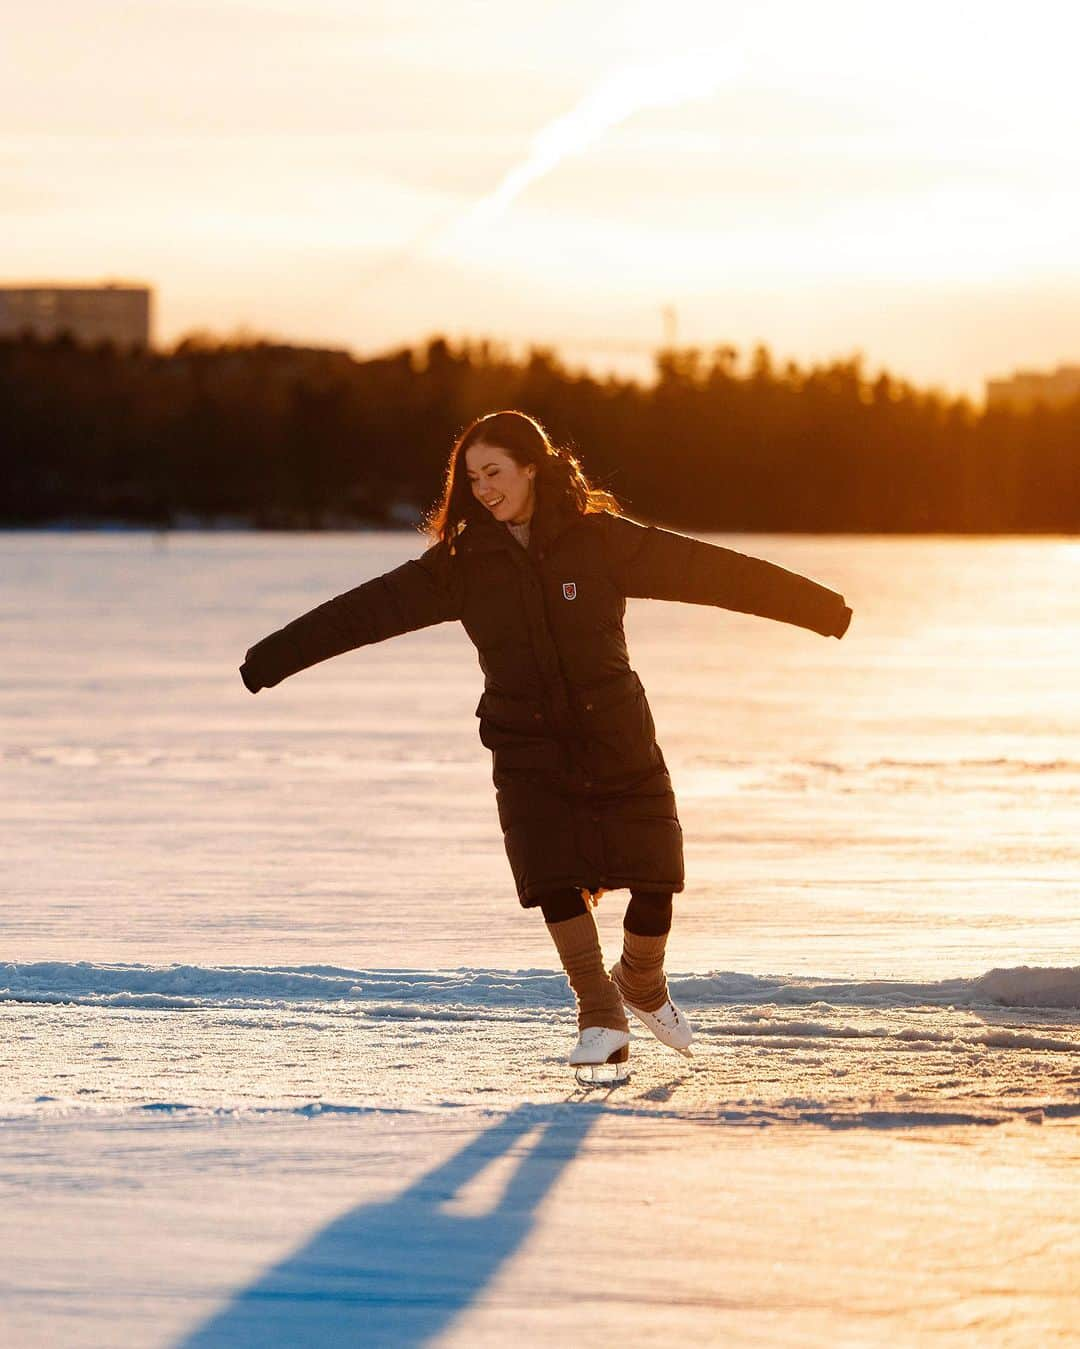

[518,874,685,908]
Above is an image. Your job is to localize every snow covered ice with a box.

[4,959,1080,1125]
[2,531,1079,1346]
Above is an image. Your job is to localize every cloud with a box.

[437,48,742,246]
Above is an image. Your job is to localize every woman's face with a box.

[464,442,537,525]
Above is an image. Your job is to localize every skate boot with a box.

[613,983,694,1058]
[569,1026,631,1086]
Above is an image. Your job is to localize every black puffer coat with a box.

[240,490,852,907]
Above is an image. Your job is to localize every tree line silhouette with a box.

[1,331,1077,531]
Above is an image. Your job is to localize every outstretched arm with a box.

[597,513,852,639]
[239,541,462,692]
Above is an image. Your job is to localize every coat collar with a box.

[458,482,580,558]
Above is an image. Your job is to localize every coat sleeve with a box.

[596,512,852,639]
[239,541,463,693]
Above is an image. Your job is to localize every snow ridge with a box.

[2,960,1078,1012]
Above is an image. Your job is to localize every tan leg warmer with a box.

[546,911,629,1032]
[611,929,669,1013]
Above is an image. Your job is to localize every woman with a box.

[240,410,853,1084]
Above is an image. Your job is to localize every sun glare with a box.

[428,0,1080,296]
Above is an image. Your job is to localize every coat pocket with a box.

[475,691,565,780]
[573,671,662,782]
[474,690,548,748]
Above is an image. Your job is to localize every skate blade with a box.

[574,1061,631,1087]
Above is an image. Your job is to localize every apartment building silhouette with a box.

[986,364,1080,412]
[0,282,152,348]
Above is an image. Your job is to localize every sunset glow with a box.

[3,0,1079,394]
[6,7,1080,1334]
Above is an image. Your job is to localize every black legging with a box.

[538,886,673,936]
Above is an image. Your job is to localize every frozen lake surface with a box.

[5,530,1080,976]
[2,530,1078,1346]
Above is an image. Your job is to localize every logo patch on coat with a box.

[562,581,577,600]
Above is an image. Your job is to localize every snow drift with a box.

[3,959,1078,1013]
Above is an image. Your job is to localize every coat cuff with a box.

[239,661,261,693]
[832,604,853,639]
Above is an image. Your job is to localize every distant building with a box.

[986,364,1080,412]
[0,283,152,348]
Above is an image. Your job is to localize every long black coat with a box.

[240,491,852,907]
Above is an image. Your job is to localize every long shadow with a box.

[178,1103,601,1348]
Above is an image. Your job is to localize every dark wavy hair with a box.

[423,410,621,551]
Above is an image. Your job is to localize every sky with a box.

[3,0,1079,400]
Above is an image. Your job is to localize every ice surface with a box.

[3,532,1079,1346]
[5,531,1080,976]
[3,1103,1079,1348]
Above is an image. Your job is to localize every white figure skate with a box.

[618,994,693,1058]
[569,1026,630,1085]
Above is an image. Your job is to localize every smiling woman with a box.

[437,410,618,537]
[464,443,536,526]
[239,409,853,1083]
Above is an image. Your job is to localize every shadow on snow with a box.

[177,1102,601,1348]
